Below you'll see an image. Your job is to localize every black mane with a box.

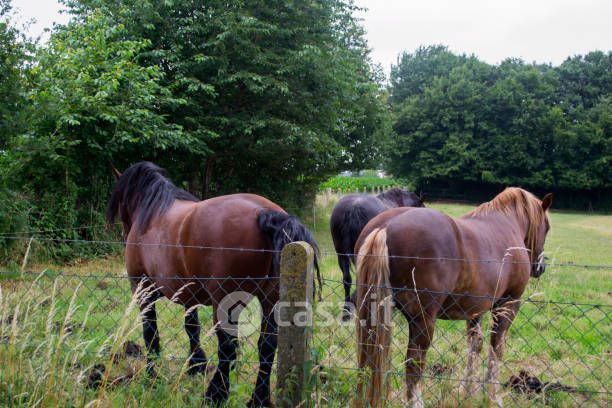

[107,162,198,233]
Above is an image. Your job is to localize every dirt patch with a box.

[429,363,454,377]
[84,363,137,389]
[52,321,75,335]
[84,341,145,389]
[95,280,109,290]
[504,370,577,394]
[110,340,144,362]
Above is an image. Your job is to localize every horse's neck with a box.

[463,207,528,242]
[125,200,192,241]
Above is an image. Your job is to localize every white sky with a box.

[10,0,612,74]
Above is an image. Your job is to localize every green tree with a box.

[389,47,611,209]
[1,10,183,259]
[0,0,29,148]
[61,0,390,205]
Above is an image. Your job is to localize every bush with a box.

[0,189,31,263]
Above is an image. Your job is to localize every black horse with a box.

[330,188,424,316]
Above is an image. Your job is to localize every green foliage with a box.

[320,175,408,191]
[0,0,390,261]
[60,0,391,207]
[0,0,34,259]
[389,46,611,208]
[0,0,30,148]
[1,9,180,260]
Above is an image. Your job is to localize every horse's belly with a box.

[438,295,493,320]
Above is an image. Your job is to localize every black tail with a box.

[257,210,321,295]
[340,205,371,263]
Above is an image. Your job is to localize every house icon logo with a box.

[217,291,261,336]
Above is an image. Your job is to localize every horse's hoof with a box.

[146,363,159,379]
[187,358,209,376]
[204,387,229,406]
[247,397,275,408]
[203,395,228,407]
[341,303,354,321]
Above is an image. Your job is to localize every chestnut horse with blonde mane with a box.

[107,162,318,407]
[355,187,552,407]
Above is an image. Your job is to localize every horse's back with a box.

[127,194,282,302]
[357,207,463,292]
[182,194,283,275]
[386,208,462,263]
[358,206,532,318]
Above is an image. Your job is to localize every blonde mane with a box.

[468,187,547,257]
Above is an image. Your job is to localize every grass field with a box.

[0,195,610,407]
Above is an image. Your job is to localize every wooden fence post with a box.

[277,241,315,408]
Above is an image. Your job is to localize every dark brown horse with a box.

[355,187,552,407]
[107,162,318,407]
[330,189,424,316]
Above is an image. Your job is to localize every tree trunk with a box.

[203,157,214,198]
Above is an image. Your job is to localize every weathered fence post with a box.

[277,241,315,408]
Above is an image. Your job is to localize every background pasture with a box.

[0,194,610,407]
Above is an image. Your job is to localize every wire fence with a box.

[2,233,612,270]
[1,249,610,407]
[1,188,610,407]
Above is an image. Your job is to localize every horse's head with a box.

[378,188,425,208]
[107,162,198,237]
[530,193,553,277]
[107,164,132,237]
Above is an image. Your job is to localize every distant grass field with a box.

[0,196,610,407]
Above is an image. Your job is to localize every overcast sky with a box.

[11,0,612,75]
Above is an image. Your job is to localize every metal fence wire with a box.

[1,263,609,407]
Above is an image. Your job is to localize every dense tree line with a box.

[0,1,609,261]
[388,46,611,209]
[0,0,389,260]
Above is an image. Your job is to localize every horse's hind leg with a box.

[460,315,484,397]
[338,254,353,320]
[395,289,440,407]
[405,314,436,408]
[248,296,277,407]
[485,300,520,407]
[184,307,208,375]
[134,278,162,376]
[204,311,238,405]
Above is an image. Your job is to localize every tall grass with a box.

[0,194,610,407]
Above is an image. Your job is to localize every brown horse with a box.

[330,189,424,318]
[107,162,318,407]
[355,187,552,407]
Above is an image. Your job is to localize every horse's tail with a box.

[342,205,371,263]
[355,227,392,408]
[257,210,321,291]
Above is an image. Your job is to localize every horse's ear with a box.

[541,193,553,211]
[110,164,122,181]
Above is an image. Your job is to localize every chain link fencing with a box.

[1,254,609,407]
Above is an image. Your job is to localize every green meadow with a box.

[0,196,610,407]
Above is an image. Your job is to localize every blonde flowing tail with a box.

[355,227,393,408]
